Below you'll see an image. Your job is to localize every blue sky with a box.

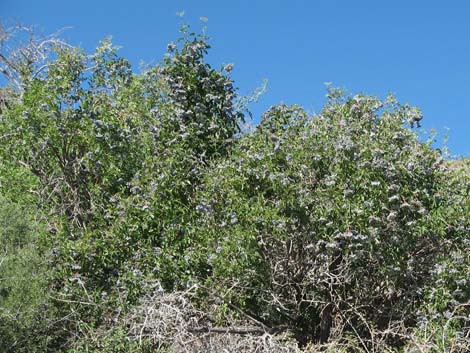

[2,0,469,156]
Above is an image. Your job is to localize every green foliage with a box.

[67,326,163,353]
[0,197,56,352]
[405,158,470,352]
[1,40,145,227]
[0,24,468,352]
[190,95,450,342]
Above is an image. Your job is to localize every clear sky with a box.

[2,0,469,156]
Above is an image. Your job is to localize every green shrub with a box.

[190,93,452,344]
[405,159,470,353]
[0,197,56,352]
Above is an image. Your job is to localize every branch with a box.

[198,283,271,332]
[188,326,268,335]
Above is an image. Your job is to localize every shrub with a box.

[190,93,451,345]
[0,197,56,352]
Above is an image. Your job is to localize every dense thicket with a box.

[0,24,468,352]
